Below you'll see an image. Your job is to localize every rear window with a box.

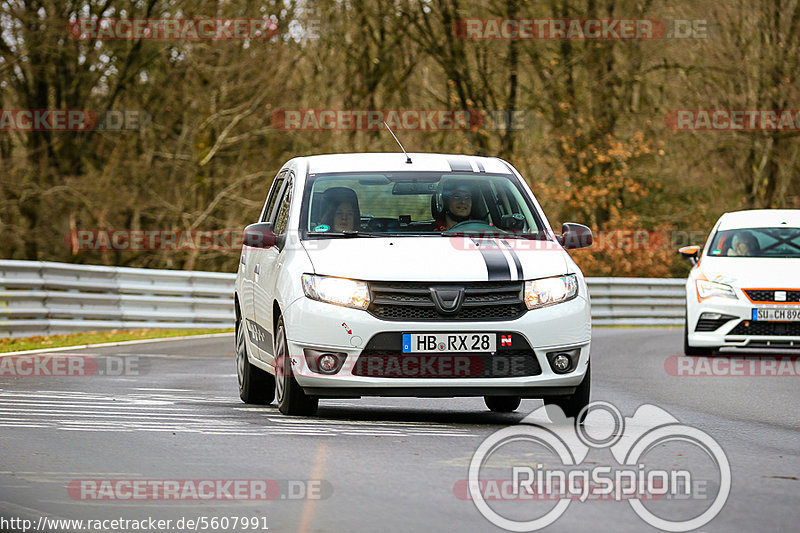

[707,227,800,258]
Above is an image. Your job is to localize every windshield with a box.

[300,171,546,238]
[707,227,800,258]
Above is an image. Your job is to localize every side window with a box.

[272,173,294,235]
[260,171,286,222]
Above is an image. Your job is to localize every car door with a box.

[252,169,295,366]
[241,170,286,359]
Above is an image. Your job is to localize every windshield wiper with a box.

[330,230,382,237]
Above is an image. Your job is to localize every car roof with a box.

[717,209,800,230]
[302,152,513,175]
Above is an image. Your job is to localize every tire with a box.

[684,315,714,356]
[545,362,591,423]
[236,315,275,405]
[275,316,318,416]
[484,396,521,413]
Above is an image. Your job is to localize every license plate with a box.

[402,333,496,353]
[752,308,800,321]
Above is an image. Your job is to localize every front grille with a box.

[744,289,800,303]
[354,332,542,378]
[368,281,526,321]
[728,321,800,336]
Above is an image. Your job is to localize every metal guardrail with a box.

[0,260,236,338]
[0,260,686,338]
[587,277,685,326]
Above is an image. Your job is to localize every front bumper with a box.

[689,296,800,349]
[282,294,591,396]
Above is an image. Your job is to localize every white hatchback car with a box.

[681,209,800,355]
[235,153,593,416]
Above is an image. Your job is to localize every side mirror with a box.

[558,223,593,250]
[678,245,700,265]
[243,222,277,249]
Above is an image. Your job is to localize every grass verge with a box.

[0,328,234,353]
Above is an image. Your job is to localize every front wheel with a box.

[484,395,521,413]
[275,316,318,416]
[236,315,275,405]
[545,363,590,423]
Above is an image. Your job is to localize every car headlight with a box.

[302,274,370,309]
[696,279,737,300]
[524,274,578,309]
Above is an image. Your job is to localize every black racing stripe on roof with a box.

[447,157,473,172]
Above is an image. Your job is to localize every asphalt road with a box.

[0,329,798,533]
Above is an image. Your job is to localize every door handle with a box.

[254,264,260,275]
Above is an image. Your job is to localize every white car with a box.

[234,153,593,416]
[681,209,800,355]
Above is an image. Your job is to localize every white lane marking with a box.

[0,390,478,437]
[134,388,194,391]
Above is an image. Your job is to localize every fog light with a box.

[318,354,338,373]
[303,349,346,375]
[553,354,571,373]
[546,349,579,374]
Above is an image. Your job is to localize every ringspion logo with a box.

[464,402,730,531]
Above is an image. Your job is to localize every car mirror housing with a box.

[678,245,700,265]
[243,222,278,249]
[559,223,593,249]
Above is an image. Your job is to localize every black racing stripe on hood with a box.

[500,239,523,280]
[473,239,511,281]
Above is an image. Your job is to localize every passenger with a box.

[434,182,475,231]
[727,231,760,256]
[321,187,360,232]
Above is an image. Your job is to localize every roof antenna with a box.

[383,121,412,164]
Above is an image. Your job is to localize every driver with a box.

[727,230,760,257]
[434,180,476,231]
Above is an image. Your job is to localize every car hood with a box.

[302,236,569,282]
[698,257,800,289]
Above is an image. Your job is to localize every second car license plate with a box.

[402,333,496,353]
[752,308,800,321]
